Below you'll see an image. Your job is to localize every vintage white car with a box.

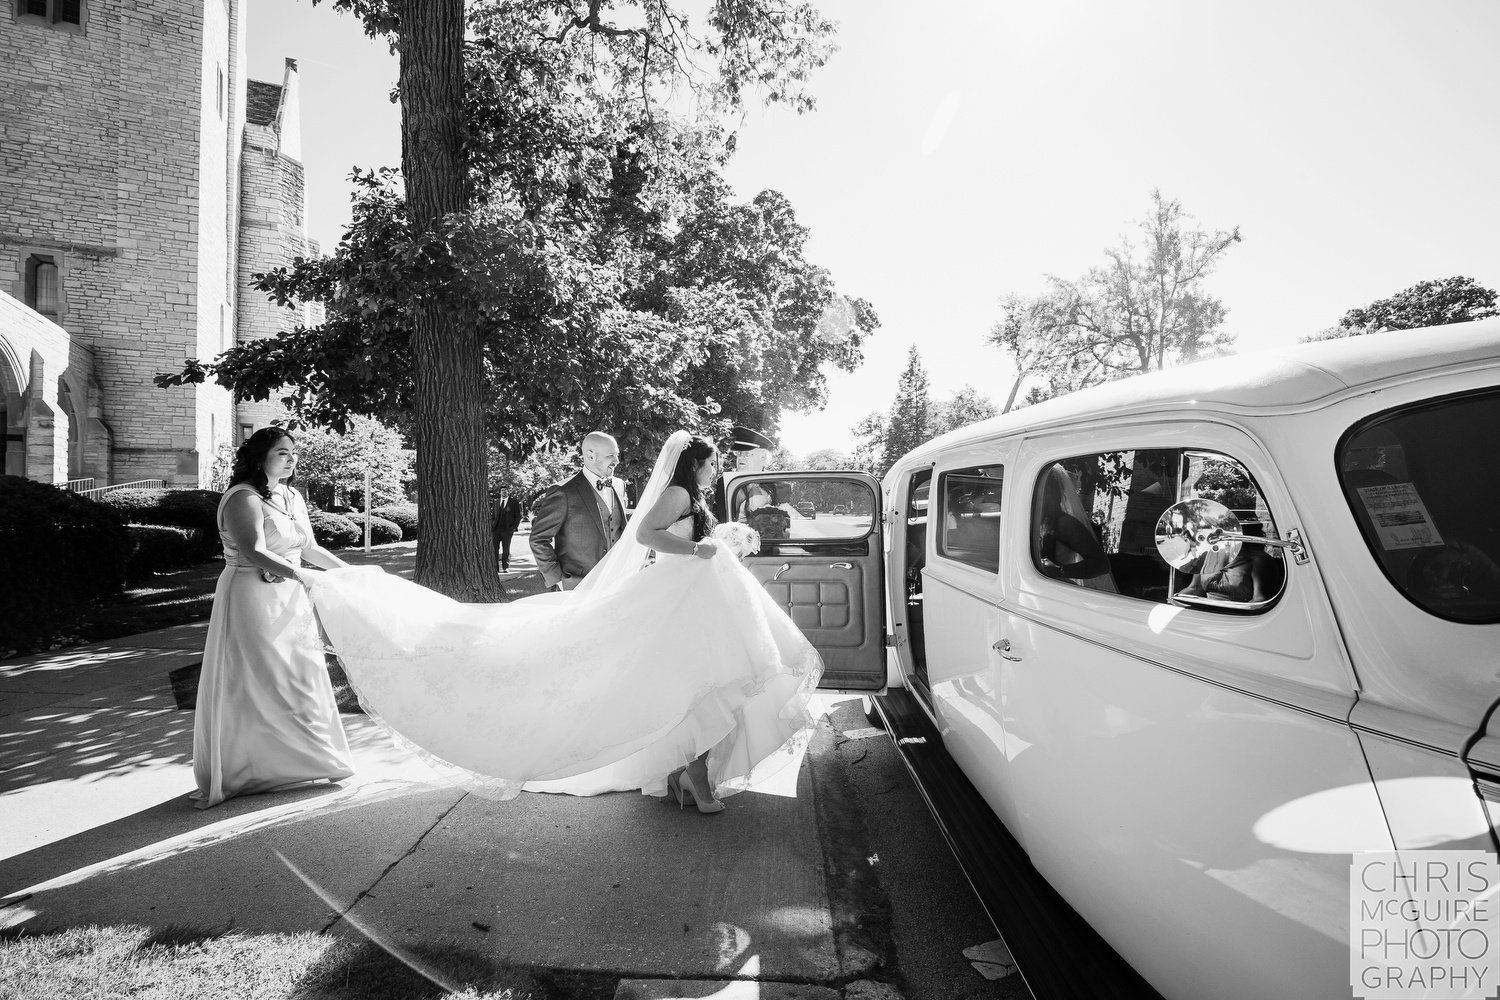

[729,320,1500,999]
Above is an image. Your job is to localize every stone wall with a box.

[0,290,93,484]
[0,0,238,486]
[236,75,320,435]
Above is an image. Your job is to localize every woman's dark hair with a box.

[229,427,296,498]
[668,435,719,541]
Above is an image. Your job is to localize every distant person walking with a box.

[491,486,523,573]
[528,431,626,591]
[192,427,354,810]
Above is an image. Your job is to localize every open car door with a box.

[721,471,885,692]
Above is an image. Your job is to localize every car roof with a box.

[900,319,1500,467]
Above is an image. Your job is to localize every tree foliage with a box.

[155,0,863,596]
[160,6,868,476]
[1302,276,1499,342]
[294,416,416,510]
[797,447,854,471]
[990,190,1241,409]
[849,411,886,478]
[929,385,997,437]
[881,347,931,477]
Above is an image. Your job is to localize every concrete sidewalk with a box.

[0,586,884,998]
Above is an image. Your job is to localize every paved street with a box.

[0,562,1029,1000]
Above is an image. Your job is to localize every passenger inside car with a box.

[1178,521,1283,604]
[1032,463,1117,592]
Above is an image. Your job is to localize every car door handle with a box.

[829,562,853,570]
[993,638,1022,661]
[770,563,792,581]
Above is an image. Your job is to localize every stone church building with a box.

[1,0,321,488]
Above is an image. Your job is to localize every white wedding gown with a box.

[305,516,824,801]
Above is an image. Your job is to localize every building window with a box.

[217,66,224,118]
[15,0,85,31]
[239,422,254,443]
[24,254,60,317]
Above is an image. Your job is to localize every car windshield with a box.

[1338,387,1500,624]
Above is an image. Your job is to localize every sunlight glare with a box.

[920,91,962,157]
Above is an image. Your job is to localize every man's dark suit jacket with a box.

[528,472,625,589]
[490,492,522,542]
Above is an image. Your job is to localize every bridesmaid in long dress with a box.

[192,427,354,809]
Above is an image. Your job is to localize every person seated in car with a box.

[1034,464,1117,592]
[746,484,792,539]
[1179,522,1272,603]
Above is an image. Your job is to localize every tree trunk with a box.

[1002,370,1027,415]
[400,0,501,601]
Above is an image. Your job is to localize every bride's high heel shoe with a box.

[674,767,724,815]
[666,768,693,807]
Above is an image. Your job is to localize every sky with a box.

[247,0,1500,458]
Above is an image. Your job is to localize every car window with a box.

[1030,449,1285,612]
[936,464,1004,573]
[1338,388,1500,624]
[729,477,875,546]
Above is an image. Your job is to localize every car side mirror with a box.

[1155,498,1308,569]
[1155,498,1244,570]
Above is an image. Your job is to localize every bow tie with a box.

[594,478,611,492]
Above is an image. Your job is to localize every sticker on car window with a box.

[1357,483,1445,550]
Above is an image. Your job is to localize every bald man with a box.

[529,431,627,591]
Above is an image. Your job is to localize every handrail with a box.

[74,479,167,501]
[65,477,97,492]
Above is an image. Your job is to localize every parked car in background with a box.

[724,321,1500,999]
[793,501,816,519]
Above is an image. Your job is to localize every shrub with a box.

[123,523,201,580]
[309,509,360,549]
[0,476,129,654]
[372,502,418,539]
[98,487,169,519]
[99,486,223,558]
[152,489,223,534]
[344,513,403,545]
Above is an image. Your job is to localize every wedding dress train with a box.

[307,511,824,802]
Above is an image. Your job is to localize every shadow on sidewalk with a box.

[0,780,348,898]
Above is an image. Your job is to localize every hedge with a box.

[124,523,201,580]
[309,509,361,549]
[98,487,170,519]
[371,502,418,539]
[0,476,129,654]
[100,487,221,558]
[344,513,403,545]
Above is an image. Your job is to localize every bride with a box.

[305,431,825,812]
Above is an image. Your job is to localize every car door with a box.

[723,471,885,692]
[919,443,1025,836]
[995,424,1390,1000]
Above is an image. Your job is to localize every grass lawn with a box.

[0,924,546,999]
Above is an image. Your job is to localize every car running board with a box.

[872,689,1164,1000]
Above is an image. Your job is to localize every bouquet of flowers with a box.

[713,521,762,560]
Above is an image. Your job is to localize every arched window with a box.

[0,346,23,478]
[24,255,59,317]
[57,376,81,478]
